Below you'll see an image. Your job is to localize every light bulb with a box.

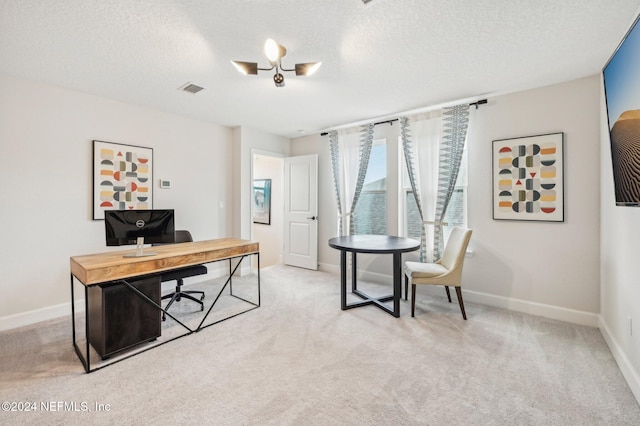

[305,62,322,76]
[265,39,280,63]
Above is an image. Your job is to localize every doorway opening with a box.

[251,152,284,267]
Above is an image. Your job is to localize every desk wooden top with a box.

[70,238,259,285]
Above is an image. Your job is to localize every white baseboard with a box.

[0,264,231,332]
[0,301,79,332]
[318,262,339,274]
[461,289,600,327]
[598,317,640,404]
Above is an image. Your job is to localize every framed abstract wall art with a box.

[252,179,271,225]
[92,140,153,220]
[492,133,564,222]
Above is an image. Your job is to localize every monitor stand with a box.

[123,237,157,258]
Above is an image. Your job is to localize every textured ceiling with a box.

[1,0,639,138]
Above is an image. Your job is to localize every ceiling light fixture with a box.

[231,39,322,87]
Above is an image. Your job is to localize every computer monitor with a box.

[104,209,175,257]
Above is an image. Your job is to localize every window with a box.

[402,144,468,242]
[352,140,387,235]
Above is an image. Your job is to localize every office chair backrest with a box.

[175,230,194,244]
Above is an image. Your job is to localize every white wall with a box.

[465,76,601,324]
[0,73,233,329]
[252,154,284,267]
[600,77,640,400]
[292,76,602,326]
[231,127,290,242]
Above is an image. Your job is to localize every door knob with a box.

[307,216,317,220]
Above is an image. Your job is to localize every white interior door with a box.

[284,154,318,270]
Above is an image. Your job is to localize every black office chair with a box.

[159,230,208,321]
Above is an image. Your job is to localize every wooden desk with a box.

[71,238,258,285]
[70,238,260,373]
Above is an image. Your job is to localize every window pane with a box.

[406,190,422,240]
[353,143,387,235]
[443,187,465,240]
[402,151,468,241]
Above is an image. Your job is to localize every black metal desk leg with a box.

[70,274,76,345]
[229,259,233,294]
[340,250,347,310]
[392,252,402,318]
[84,285,90,371]
[257,253,261,306]
[70,274,90,373]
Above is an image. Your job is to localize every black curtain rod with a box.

[320,119,397,136]
[320,100,487,136]
[373,118,398,126]
[469,99,488,109]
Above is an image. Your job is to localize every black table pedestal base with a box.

[331,235,420,319]
[339,251,403,318]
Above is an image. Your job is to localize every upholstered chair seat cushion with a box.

[405,261,448,279]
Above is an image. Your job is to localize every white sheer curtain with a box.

[432,105,470,258]
[329,124,375,236]
[401,111,442,261]
[331,104,470,259]
[401,104,470,261]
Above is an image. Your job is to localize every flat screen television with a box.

[105,209,175,257]
[603,12,640,206]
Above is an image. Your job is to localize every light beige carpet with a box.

[0,264,639,425]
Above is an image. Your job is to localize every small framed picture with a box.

[492,132,564,222]
[252,179,271,225]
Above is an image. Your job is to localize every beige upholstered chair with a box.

[404,227,472,319]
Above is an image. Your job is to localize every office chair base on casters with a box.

[161,285,205,321]
[156,232,208,321]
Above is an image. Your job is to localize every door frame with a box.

[250,149,285,266]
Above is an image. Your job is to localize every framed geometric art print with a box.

[92,140,153,220]
[492,132,564,222]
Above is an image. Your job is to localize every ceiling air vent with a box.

[179,82,205,94]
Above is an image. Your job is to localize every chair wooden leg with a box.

[455,286,467,320]
[445,286,452,303]
[411,284,416,317]
[404,274,408,301]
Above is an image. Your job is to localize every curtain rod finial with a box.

[470,99,488,109]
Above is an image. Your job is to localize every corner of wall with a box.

[599,316,640,403]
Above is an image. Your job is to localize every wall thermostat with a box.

[160,179,171,189]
